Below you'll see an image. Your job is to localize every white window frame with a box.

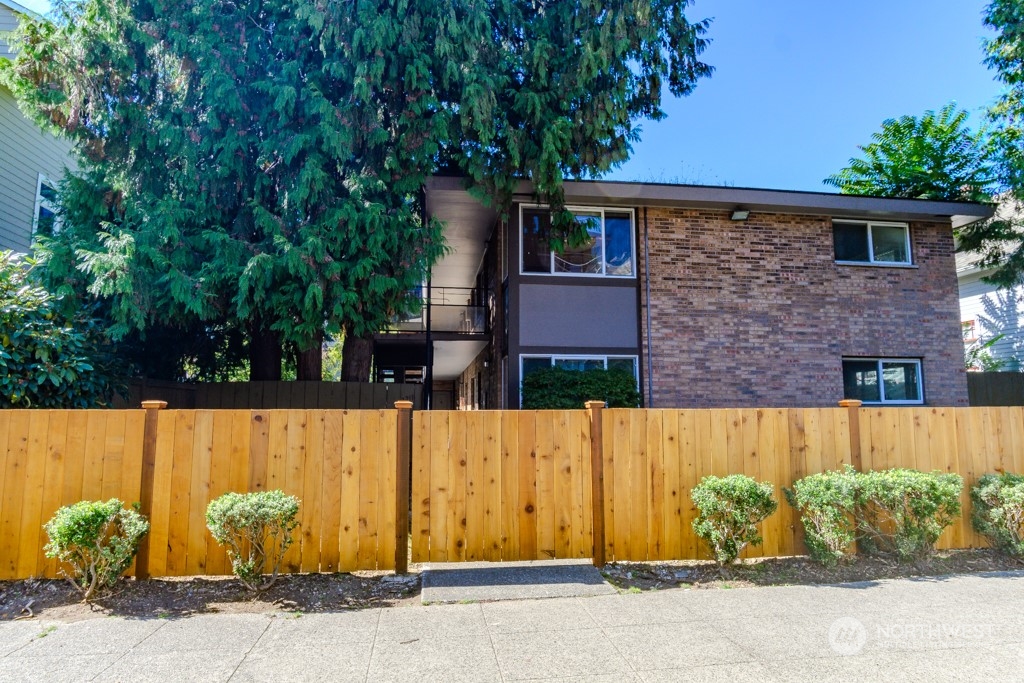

[32,173,60,236]
[519,204,637,279]
[842,357,924,405]
[833,219,912,266]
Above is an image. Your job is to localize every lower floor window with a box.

[842,358,923,404]
[521,354,638,382]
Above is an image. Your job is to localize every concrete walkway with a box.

[421,559,617,603]
[2,571,1023,682]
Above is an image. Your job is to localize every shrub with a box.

[691,475,778,566]
[520,366,641,409]
[44,499,149,601]
[971,472,1024,556]
[0,250,124,408]
[784,468,858,567]
[206,490,300,591]
[854,468,962,561]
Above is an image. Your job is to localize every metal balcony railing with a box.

[389,286,489,335]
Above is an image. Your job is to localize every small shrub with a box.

[971,472,1024,556]
[784,468,857,567]
[691,475,778,566]
[206,490,300,591]
[854,468,962,561]
[44,499,149,601]
[520,366,641,409]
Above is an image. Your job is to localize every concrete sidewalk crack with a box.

[362,608,383,683]
[226,616,273,682]
[89,618,170,681]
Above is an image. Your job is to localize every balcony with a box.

[387,287,488,336]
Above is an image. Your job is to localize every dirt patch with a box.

[0,571,421,623]
[600,548,1024,592]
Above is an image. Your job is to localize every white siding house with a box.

[0,0,75,253]
[958,250,1024,371]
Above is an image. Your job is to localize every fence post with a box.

[394,400,414,574]
[585,401,606,568]
[838,399,863,471]
[136,399,167,579]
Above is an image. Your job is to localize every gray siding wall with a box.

[0,4,17,60]
[0,5,76,253]
[519,283,638,348]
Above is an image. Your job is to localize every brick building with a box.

[374,178,991,409]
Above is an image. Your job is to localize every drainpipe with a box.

[422,191,433,410]
[643,207,654,408]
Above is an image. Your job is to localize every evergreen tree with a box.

[1,0,712,380]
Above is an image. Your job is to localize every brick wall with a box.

[639,208,968,407]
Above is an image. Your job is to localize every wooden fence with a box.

[3,404,1024,580]
[967,372,1024,406]
[410,406,1024,563]
[114,380,422,411]
[411,411,593,563]
[0,408,399,580]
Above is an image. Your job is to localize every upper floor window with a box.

[833,220,911,265]
[521,206,635,277]
[33,175,59,237]
[842,357,923,404]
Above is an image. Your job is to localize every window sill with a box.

[835,261,918,269]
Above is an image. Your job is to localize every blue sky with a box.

[610,0,1003,191]
[16,0,1003,193]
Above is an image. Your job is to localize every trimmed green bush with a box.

[44,499,149,601]
[855,469,962,561]
[691,475,778,566]
[520,366,641,409]
[971,472,1024,556]
[206,490,300,591]
[784,468,857,567]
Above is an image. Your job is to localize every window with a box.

[842,358,923,404]
[33,175,59,237]
[521,206,635,277]
[833,220,911,265]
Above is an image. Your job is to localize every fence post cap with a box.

[584,400,606,410]
[838,399,863,408]
[394,400,414,410]
[141,400,168,410]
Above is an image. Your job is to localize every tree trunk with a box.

[248,326,282,381]
[341,331,373,382]
[295,331,324,381]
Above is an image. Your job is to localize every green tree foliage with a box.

[823,103,996,202]
[0,0,712,380]
[0,250,123,407]
[955,1,1024,288]
[520,366,641,409]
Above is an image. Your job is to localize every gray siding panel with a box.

[0,84,75,253]
[519,283,639,348]
[1,6,20,60]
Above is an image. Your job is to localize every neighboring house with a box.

[957,250,1024,372]
[377,178,992,409]
[0,0,75,253]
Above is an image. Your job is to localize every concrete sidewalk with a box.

[2,571,1023,682]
